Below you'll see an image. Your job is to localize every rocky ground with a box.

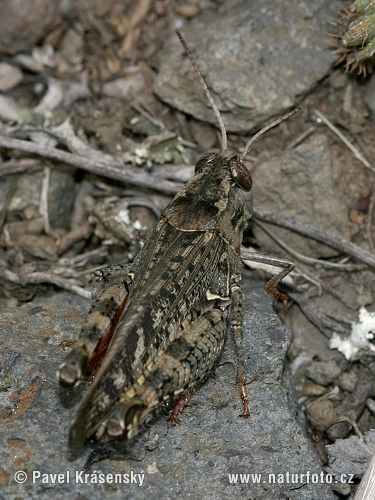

[1,1,375,498]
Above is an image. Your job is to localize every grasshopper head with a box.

[192,149,254,225]
[175,29,298,215]
[195,151,252,192]
[229,153,254,216]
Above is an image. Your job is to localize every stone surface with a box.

[0,0,62,54]
[0,166,76,230]
[0,94,22,122]
[365,72,375,116]
[1,274,334,499]
[154,0,339,132]
[326,430,375,480]
[0,63,23,92]
[252,133,351,257]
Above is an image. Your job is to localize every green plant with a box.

[333,0,375,75]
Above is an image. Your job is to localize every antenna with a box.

[240,108,300,159]
[175,29,228,150]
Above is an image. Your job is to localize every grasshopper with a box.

[58,29,296,448]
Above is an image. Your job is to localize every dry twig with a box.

[0,158,42,175]
[367,186,375,254]
[355,452,375,500]
[0,178,17,234]
[1,266,90,299]
[0,134,182,195]
[40,165,53,235]
[288,292,347,337]
[254,219,364,271]
[314,109,375,175]
[253,207,375,270]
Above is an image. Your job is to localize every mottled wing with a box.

[69,219,228,444]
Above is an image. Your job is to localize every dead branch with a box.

[253,208,375,270]
[0,134,182,195]
[288,292,348,337]
[314,110,375,175]
[1,266,90,299]
[254,219,364,272]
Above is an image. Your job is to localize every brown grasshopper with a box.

[58,29,296,448]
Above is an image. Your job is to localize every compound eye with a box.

[230,160,252,191]
[195,153,216,174]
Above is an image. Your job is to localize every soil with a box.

[1,1,375,498]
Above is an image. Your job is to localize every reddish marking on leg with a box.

[85,293,129,376]
[266,284,288,305]
[238,382,250,418]
[59,339,76,349]
[168,388,196,425]
[232,313,251,419]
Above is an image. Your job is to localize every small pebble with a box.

[0,62,23,92]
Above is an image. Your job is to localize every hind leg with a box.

[58,270,131,389]
[102,307,227,441]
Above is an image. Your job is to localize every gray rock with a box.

[0,0,62,55]
[154,0,339,132]
[0,166,75,230]
[306,360,341,386]
[365,73,375,117]
[326,430,375,480]
[0,63,23,92]
[0,94,23,122]
[1,274,334,499]
[305,399,336,432]
[252,134,351,257]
